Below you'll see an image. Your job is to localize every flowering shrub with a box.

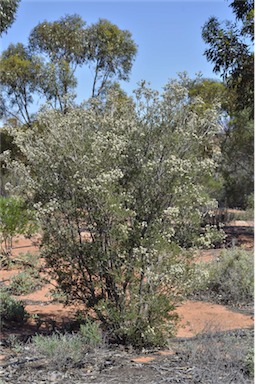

[4,74,224,346]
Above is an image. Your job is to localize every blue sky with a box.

[1,0,235,103]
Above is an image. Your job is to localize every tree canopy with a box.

[202,0,254,208]
[0,14,137,123]
[0,43,42,125]
[29,14,87,66]
[86,19,137,97]
[202,0,254,113]
[0,0,20,36]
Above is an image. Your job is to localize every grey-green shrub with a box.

[194,248,254,305]
[14,251,41,269]
[0,291,28,323]
[8,76,224,348]
[32,332,93,368]
[79,320,102,346]
[9,269,44,295]
[245,349,254,378]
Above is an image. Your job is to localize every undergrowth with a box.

[173,328,254,383]
[191,248,254,306]
[0,291,28,325]
[31,321,103,369]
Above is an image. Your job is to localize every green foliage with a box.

[189,78,228,111]
[197,225,226,249]
[245,348,254,377]
[202,1,254,208]
[32,331,100,368]
[1,14,137,122]
[0,196,37,257]
[28,14,86,112]
[0,0,20,36]
[79,320,102,346]
[7,75,223,347]
[0,127,25,196]
[13,251,41,269]
[0,291,28,324]
[86,18,137,97]
[230,0,254,39]
[0,127,22,160]
[221,108,254,208]
[9,269,44,295]
[0,43,42,125]
[202,1,254,112]
[32,333,83,366]
[38,60,77,112]
[194,249,254,305]
[99,293,179,348]
[29,14,87,65]
[28,15,137,99]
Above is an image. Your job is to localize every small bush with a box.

[9,269,45,295]
[6,334,23,353]
[47,288,69,304]
[245,349,254,378]
[0,291,28,324]
[79,320,102,346]
[192,248,254,305]
[32,332,93,369]
[197,225,226,249]
[96,292,179,348]
[14,252,41,269]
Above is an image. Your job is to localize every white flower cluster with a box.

[3,74,224,308]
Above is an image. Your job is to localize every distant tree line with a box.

[202,0,254,208]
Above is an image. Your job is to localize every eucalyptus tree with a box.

[0,0,20,35]
[202,0,254,207]
[0,43,42,125]
[5,74,224,346]
[29,15,137,101]
[86,19,137,97]
[202,0,254,111]
[29,14,87,112]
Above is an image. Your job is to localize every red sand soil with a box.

[1,225,254,342]
[176,300,253,338]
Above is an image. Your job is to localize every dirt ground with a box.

[0,220,254,383]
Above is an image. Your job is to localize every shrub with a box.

[5,334,23,353]
[79,320,102,347]
[7,75,223,347]
[47,287,69,304]
[96,291,179,348]
[245,349,254,378]
[0,291,28,324]
[9,269,44,295]
[32,332,95,369]
[192,248,254,305]
[197,224,226,249]
[13,251,41,269]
